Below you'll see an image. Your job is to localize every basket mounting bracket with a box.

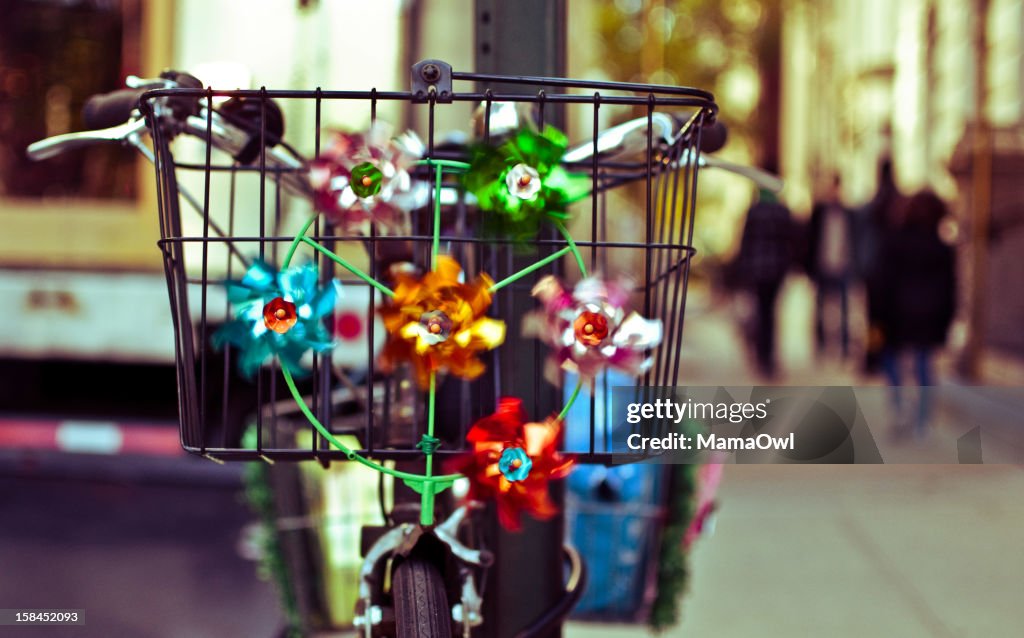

[411,59,453,104]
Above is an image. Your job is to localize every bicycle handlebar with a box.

[28,73,311,198]
[82,88,147,130]
[27,71,779,198]
[178,108,311,198]
[26,118,148,161]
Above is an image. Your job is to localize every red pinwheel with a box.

[450,398,574,531]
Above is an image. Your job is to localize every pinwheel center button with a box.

[573,310,609,347]
[505,163,542,200]
[263,297,298,334]
[498,446,533,482]
[419,309,453,343]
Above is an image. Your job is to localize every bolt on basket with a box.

[144,60,717,516]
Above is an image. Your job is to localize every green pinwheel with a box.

[463,126,590,243]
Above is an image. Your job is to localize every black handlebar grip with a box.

[81,89,145,129]
[159,70,203,89]
[218,96,285,165]
[699,120,728,154]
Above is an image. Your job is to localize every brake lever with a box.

[697,153,785,193]
[562,112,676,163]
[125,75,176,90]
[26,118,148,161]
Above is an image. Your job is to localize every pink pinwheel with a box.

[309,122,426,234]
[524,275,663,382]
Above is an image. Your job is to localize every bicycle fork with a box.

[354,503,492,637]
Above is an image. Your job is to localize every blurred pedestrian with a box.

[736,188,793,378]
[807,175,854,358]
[876,190,956,437]
[857,159,900,374]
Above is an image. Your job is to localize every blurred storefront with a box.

[780,0,1024,380]
[0,0,417,468]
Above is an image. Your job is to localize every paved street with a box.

[0,471,283,637]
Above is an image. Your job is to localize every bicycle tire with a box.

[392,557,452,638]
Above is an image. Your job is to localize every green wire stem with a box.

[558,380,584,421]
[300,237,395,298]
[555,220,588,277]
[418,158,471,171]
[280,366,461,484]
[489,246,573,293]
[426,372,437,477]
[421,371,438,525]
[418,160,448,524]
[431,164,442,270]
[283,212,319,266]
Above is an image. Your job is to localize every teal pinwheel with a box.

[462,126,590,242]
[213,260,338,378]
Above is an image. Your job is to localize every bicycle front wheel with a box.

[392,557,452,638]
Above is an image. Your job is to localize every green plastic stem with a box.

[421,372,438,525]
[418,158,471,171]
[280,366,461,484]
[489,246,573,293]
[558,380,584,421]
[555,220,588,277]
[282,213,319,268]
[300,237,395,298]
[426,372,437,477]
[431,164,442,270]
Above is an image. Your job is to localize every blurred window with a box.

[0,0,141,201]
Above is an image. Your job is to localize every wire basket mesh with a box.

[144,64,717,465]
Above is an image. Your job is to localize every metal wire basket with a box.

[144,60,717,468]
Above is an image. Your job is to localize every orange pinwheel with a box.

[379,256,505,388]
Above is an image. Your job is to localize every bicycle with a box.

[28,60,730,637]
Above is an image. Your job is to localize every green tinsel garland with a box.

[648,415,709,631]
[648,462,698,631]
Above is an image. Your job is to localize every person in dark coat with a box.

[736,188,793,378]
[858,159,901,373]
[807,175,855,357]
[876,190,956,435]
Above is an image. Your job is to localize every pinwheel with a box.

[462,126,589,242]
[309,122,425,234]
[378,256,505,388]
[214,260,337,377]
[524,274,663,382]
[450,397,573,531]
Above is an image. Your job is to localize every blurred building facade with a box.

[781,0,1024,378]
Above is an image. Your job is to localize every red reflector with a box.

[0,418,182,456]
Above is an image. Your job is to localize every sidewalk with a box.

[567,278,1024,637]
[569,464,1024,638]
